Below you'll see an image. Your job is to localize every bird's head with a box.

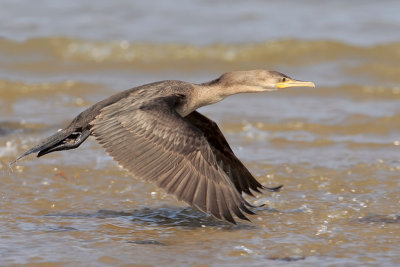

[216,70,315,94]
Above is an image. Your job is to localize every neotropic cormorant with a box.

[13,70,315,224]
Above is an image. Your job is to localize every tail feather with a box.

[10,128,89,166]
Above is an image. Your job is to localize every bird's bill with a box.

[276,79,315,89]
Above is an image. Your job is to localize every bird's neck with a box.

[179,81,265,117]
[177,85,223,117]
[187,83,258,111]
[195,81,264,102]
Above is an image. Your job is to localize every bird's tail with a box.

[10,127,90,166]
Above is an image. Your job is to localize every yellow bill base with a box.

[276,80,316,89]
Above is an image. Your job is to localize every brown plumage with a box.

[14,70,315,224]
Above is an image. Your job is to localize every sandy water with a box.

[1,1,400,266]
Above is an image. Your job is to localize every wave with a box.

[0,80,105,99]
[0,80,109,105]
[1,37,400,65]
[223,113,400,137]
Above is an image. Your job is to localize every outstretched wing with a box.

[90,94,254,223]
[185,111,281,196]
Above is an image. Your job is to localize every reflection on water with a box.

[357,214,400,224]
[1,1,400,266]
[45,207,250,229]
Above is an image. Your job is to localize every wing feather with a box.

[185,111,281,195]
[90,95,253,223]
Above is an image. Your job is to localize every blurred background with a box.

[1,0,399,265]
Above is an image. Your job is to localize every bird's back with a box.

[69,80,191,130]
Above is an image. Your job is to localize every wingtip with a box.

[240,215,251,223]
[263,184,283,192]
[240,202,256,215]
[227,217,237,225]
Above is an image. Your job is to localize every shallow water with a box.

[1,1,400,266]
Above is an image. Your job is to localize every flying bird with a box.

[13,70,315,224]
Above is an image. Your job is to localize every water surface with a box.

[1,1,400,266]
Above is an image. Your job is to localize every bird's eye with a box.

[281,77,286,82]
